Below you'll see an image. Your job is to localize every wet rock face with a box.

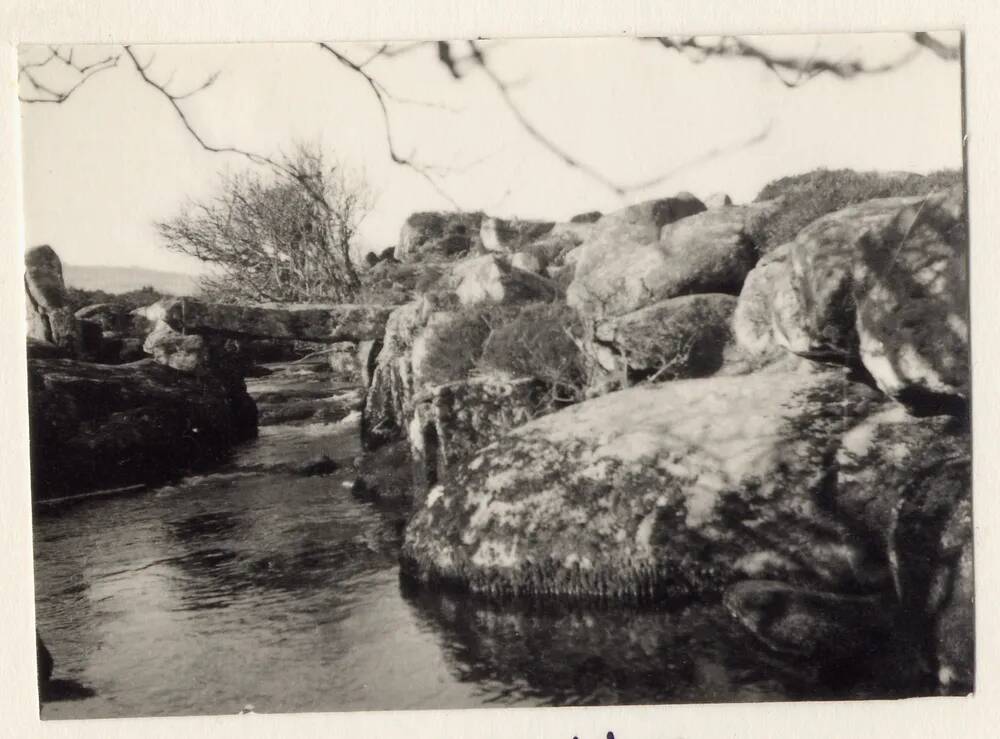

[591,293,738,381]
[395,212,485,261]
[567,202,758,318]
[28,358,257,500]
[402,369,886,600]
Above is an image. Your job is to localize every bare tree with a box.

[18,34,961,204]
[156,143,372,303]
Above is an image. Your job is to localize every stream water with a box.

[34,363,871,719]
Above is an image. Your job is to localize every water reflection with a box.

[401,582,831,705]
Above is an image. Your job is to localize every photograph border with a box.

[2,1,998,737]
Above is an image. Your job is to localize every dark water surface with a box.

[34,369,856,719]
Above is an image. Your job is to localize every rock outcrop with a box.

[733,187,967,411]
[143,321,213,374]
[480,217,555,253]
[854,188,968,407]
[450,254,562,306]
[361,297,436,449]
[567,201,758,318]
[395,212,485,261]
[402,368,888,599]
[28,358,257,500]
[704,193,734,209]
[25,245,82,354]
[591,293,738,381]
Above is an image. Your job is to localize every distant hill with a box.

[63,264,199,296]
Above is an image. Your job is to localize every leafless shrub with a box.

[156,142,372,303]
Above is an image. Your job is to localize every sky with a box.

[18,33,963,276]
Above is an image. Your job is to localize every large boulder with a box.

[591,293,738,381]
[450,254,562,306]
[734,196,923,361]
[24,245,67,313]
[570,210,602,224]
[733,188,967,411]
[150,298,393,344]
[835,404,972,691]
[361,298,436,449]
[395,212,485,261]
[480,217,555,253]
[854,187,968,407]
[731,242,803,362]
[704,192,734,209]
[143,321,211,374]
[28,358,257,500]
[587,193,706,246]
[402,368,886,599]
[510,251,544,274]
[567,203,758,318]
[24,245,78,351]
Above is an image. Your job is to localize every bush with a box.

[419,305,497,386]
[419,301,587,407]
[64,285,168,313]
[480,302,587,405]
[751,168,963,251]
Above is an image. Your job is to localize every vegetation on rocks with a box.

[419,301,586,407]
[750,167,963,252]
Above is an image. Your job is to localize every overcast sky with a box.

[19,32,962,276]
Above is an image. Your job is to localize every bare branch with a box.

[467,40,628,197]
[317,42,460,208]
[19,48,121,104]
[912,32,961,61]
[622,122,773,193]
[647,35,925,88]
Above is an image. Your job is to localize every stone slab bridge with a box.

[145,298,394,343]
[137,297,394,375]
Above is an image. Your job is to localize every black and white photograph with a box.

[11,22,974,726]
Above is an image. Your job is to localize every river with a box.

[33,362,873,719]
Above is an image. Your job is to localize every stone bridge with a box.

[143,297,394,344]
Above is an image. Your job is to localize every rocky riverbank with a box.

[353,172,971,695]
[26,167,972,698]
